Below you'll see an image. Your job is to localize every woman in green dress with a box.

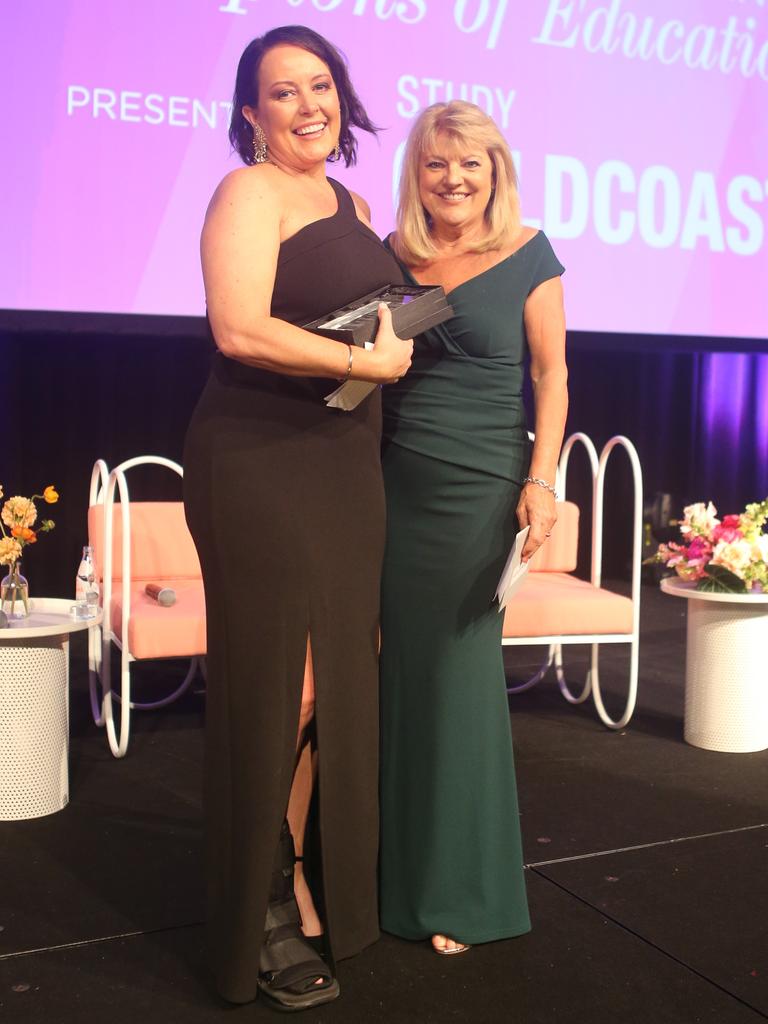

[380,101,568,954]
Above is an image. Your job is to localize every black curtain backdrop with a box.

[2,324,767,600]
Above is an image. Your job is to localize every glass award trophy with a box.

[304,285,453,411]
[304,284,452,347]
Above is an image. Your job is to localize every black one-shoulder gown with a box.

[183,179,403,1004]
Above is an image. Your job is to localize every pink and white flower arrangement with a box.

[655,498,768,593]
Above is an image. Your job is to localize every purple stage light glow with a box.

[756,357,768,471]
[699,352,768,504]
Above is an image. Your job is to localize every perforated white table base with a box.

[0,635,70,819]
[685,600,768,753]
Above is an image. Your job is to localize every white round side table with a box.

[0,598,102,820]
[661,577,768,753]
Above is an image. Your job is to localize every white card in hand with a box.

[325,342,377,411]
[495,526,531,611]
[324,379,377,411]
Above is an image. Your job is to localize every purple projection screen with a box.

[3,0,767,339]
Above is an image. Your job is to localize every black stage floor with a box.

[2,583,766,1024]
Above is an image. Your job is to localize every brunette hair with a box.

[229,25,378,167]
[391,101,521,266]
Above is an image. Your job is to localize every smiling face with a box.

[418,133,495,238]
[244,44,341,172]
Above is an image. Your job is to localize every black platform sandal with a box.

[257,821,340,1013]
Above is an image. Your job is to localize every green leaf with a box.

[696,565,748,594]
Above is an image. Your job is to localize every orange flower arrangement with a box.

[0,483,59,566]
[0,483,59,616]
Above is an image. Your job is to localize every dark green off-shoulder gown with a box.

[379,230,565,944]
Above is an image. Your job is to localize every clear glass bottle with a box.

[74,545,99,617]
[75,545,94,602]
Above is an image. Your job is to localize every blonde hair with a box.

[391,101,521,266]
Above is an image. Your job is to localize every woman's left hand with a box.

[516,483,557,562]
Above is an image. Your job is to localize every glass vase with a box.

[1,561,30,619]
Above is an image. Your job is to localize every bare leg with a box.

[288,742,322,936]
[286,636,323,937]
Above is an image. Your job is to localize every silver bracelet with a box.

[338,343,353,382]
[523,476,559,500]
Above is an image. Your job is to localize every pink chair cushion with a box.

[503,572,633,638]
[527,501,579,573]
[88,503,201,582]
[108,579,207,659]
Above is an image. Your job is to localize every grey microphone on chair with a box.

[145,583,177,607]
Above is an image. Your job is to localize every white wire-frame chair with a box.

[504,433,643,729]
[88,456,206,758]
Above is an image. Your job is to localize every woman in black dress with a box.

[183,26,412,1011]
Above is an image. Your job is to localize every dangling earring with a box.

[332,141,341,162]
[252,124,267,164]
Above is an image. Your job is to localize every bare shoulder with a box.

[347,189,372,226]
[207,164,284,218]
[201,165,283,271]
[517,224,540,248]
[500,224,540,262]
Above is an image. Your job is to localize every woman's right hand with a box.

[367,303,413,384]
